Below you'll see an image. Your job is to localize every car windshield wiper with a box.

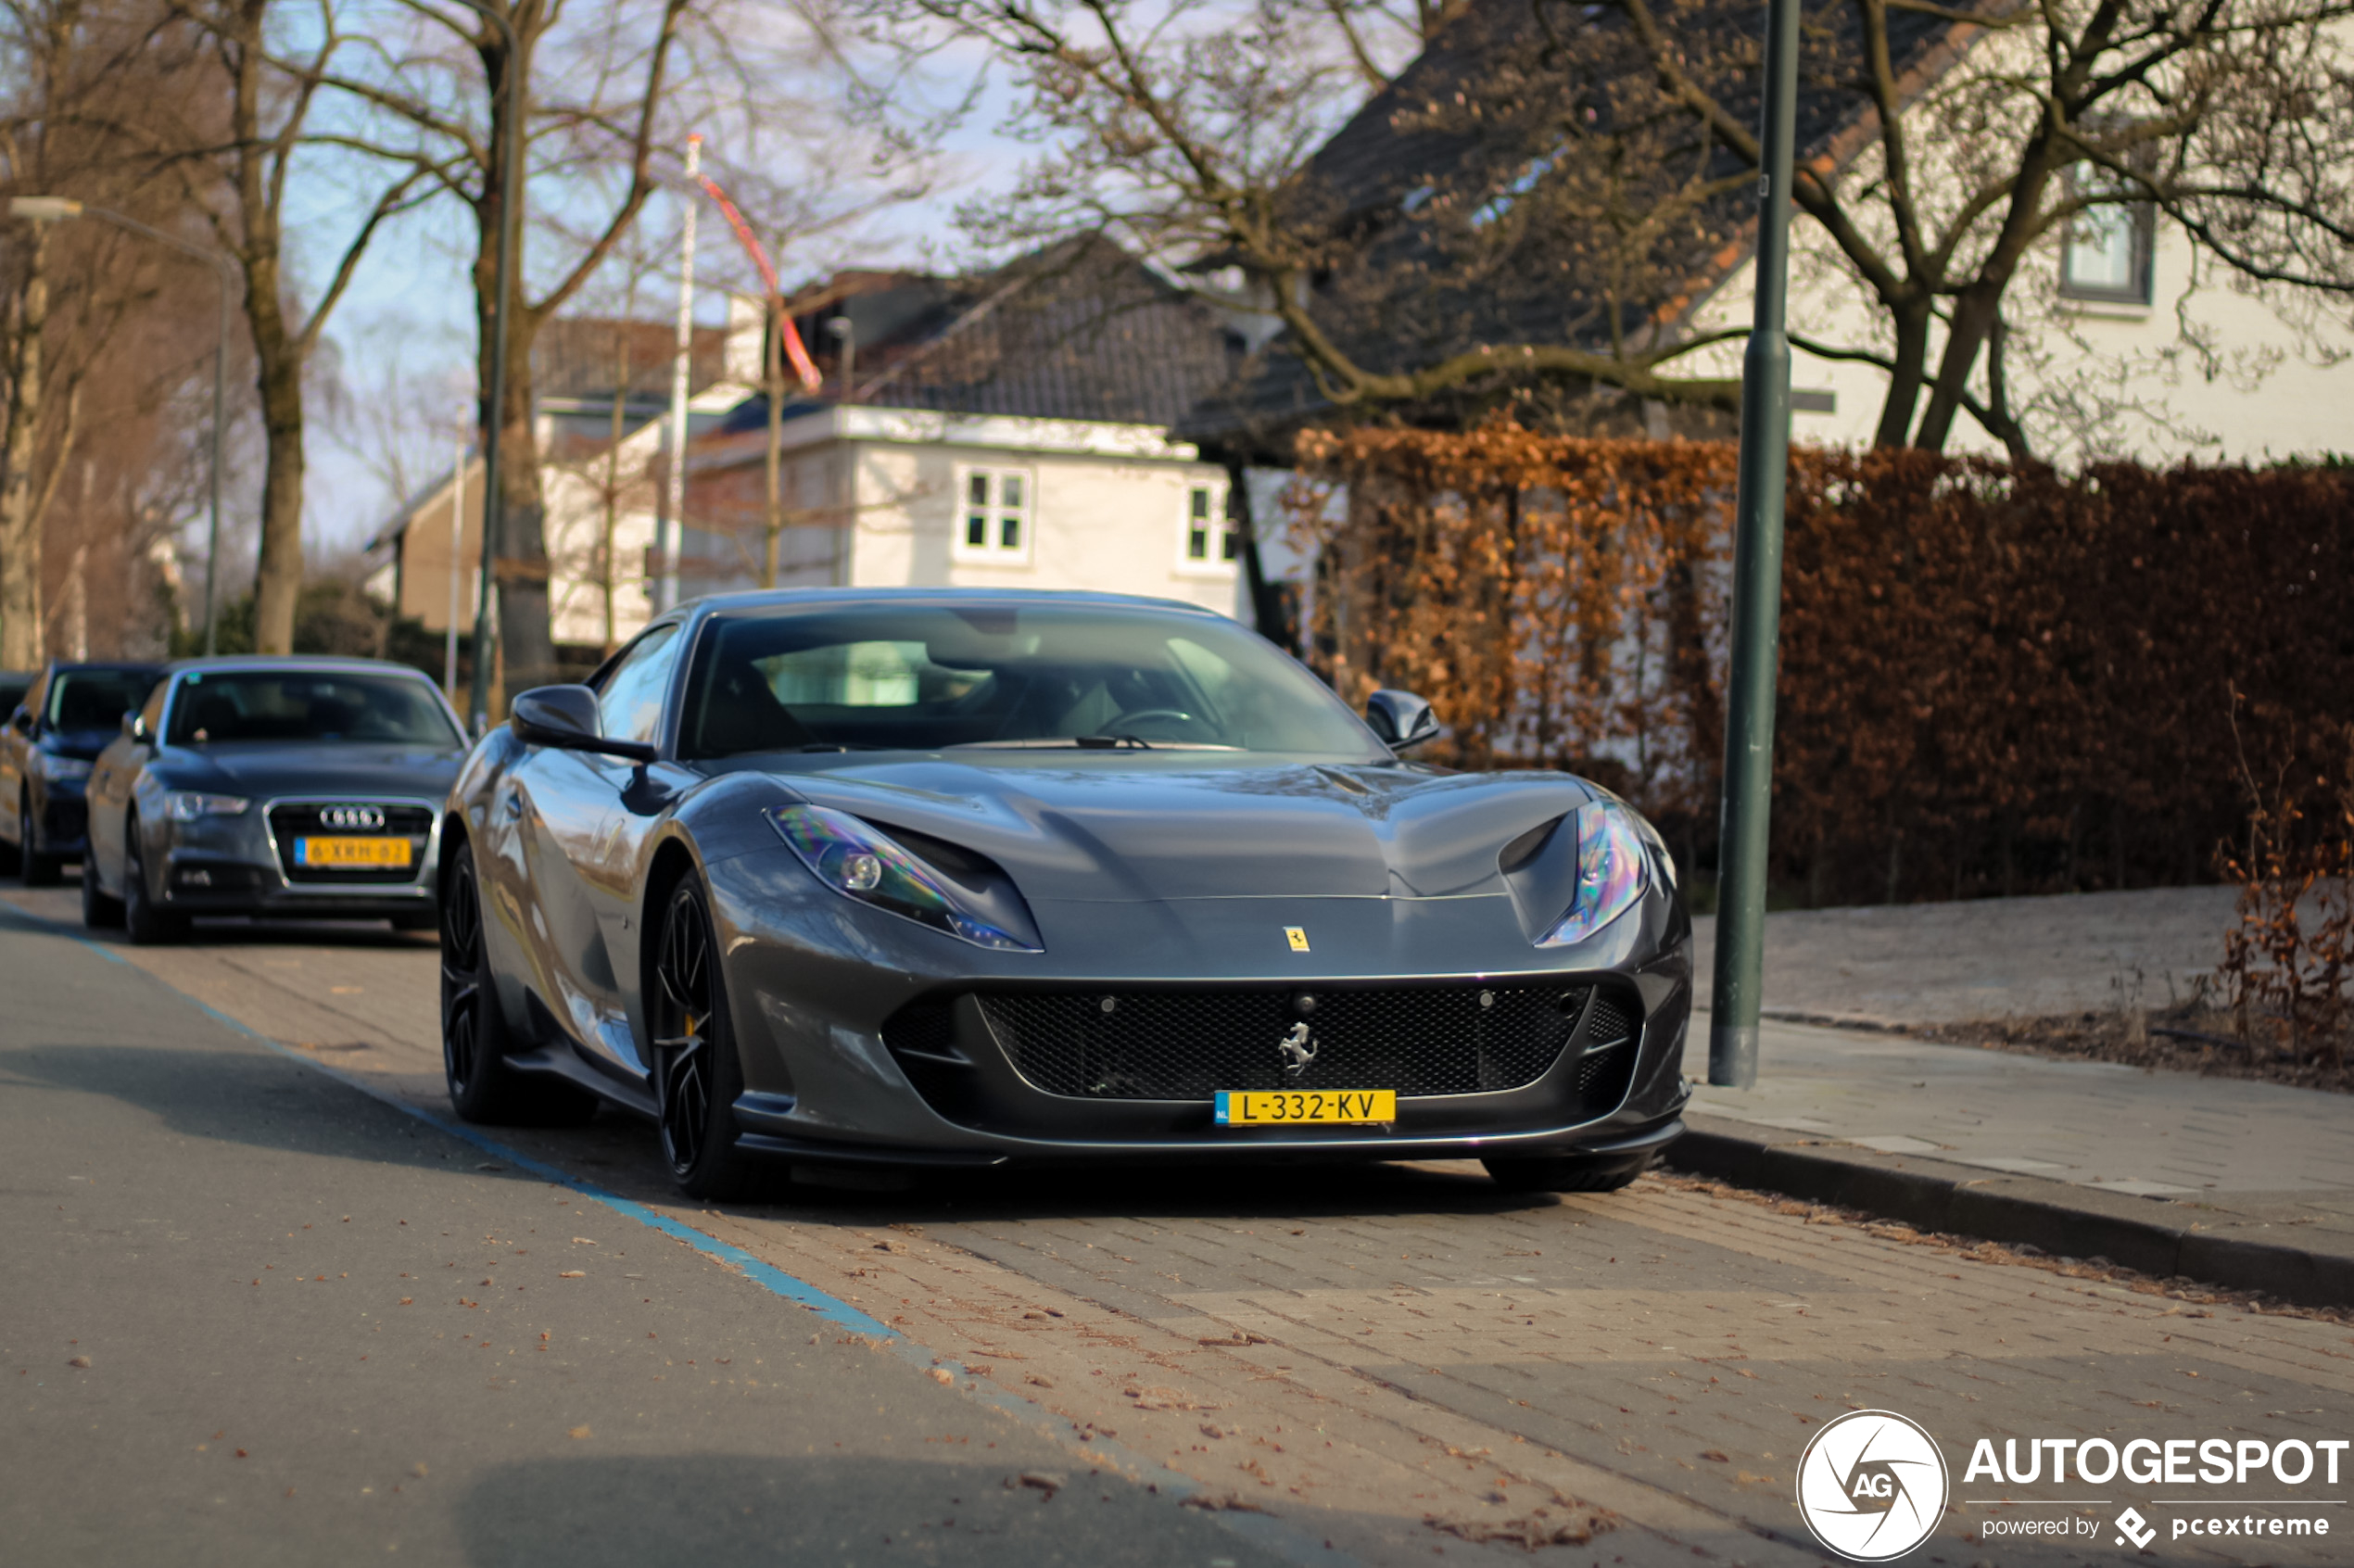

[791,741,886,752]
[1074,733,1151,750]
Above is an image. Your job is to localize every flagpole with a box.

[660,133,701,613]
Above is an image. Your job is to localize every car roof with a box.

[677,587,1225,620]
[165,654,439,678]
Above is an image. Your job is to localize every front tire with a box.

[1482,1154,1652,1195]
[82,843,122,929]
[121,817,186,945]
[440,842,596,1126]
[651,875,757,1201]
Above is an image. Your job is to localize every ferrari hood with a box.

[769,753,1593,903]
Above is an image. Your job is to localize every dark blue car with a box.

[1,662,168,885]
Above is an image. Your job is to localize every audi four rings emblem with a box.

[320,804,387,831]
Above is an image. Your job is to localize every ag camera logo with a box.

[1796,1409,1951,1562]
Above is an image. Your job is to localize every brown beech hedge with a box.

[1286,426,2352,904]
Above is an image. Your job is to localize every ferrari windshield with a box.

[167,670,462,747]
[680,602,1381,758]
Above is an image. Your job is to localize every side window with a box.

[594,624,684,745]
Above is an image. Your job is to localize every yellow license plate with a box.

[295,836,412,868]
[1214,1089,1396,1126]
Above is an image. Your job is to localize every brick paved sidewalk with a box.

[1677,887,2354,1302]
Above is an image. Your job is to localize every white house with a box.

[368,244,1259,665]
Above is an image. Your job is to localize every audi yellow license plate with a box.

[1214,1089,1396,1127]
[294,836,412,869]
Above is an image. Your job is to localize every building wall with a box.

[682,406,1249,616]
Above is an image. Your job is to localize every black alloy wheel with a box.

[19,790,61,887]
[121,816,185,945]
[81,840,121,929]
[651,876,753,1199]
[439,844,594,1126]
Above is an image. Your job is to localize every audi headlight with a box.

[35,752,92,782]
[1536,800,1652,947]
[164,791,250,822]
[767,803,1041,952]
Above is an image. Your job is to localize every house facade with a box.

[369,243,1256,667]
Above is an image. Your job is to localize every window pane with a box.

[596,623,683,743]
[1000,474,1024,511]
[968,473,989,507]
[1190,487,1210,520]
[1221,528,1241,562]
[1187,525,1208,560]
[1000,515,1021,551]
[967,513,988,548]
[2066,206,2137,291]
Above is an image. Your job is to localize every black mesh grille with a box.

[1583,991,1639,1050]
[976,984,1610,1100]
[267,802,433,884]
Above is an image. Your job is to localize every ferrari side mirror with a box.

[512,684,657,764]
[1364,689,1439,751]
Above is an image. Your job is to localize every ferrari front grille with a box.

[974,983,1634,1101]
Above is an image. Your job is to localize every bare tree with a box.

[133,0,443,654]
[870,0,2354,449]
[2,0,235,664]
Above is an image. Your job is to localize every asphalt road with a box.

[8,891,2354,1567]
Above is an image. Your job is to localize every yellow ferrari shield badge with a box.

[1284,926,1310,953]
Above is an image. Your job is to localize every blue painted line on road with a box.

[3,903,1354,1566]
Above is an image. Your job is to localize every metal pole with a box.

[661,134,701,613]
[463,0,524,736]
[1707,0,1802,1091]
[444,427,465,699]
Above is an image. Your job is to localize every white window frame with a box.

[1176,479,1238,574]
[952,464,1034,565]
[2058,162,2155,308]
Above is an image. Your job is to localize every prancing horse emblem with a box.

[1278,1021,1318,1077]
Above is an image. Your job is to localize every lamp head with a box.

[8,196,82,223]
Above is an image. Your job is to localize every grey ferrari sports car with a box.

[440,588,1691,1197]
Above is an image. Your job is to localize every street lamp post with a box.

[1707,0,1803,1090]
[8,196,236,655]
[452,0,525,737]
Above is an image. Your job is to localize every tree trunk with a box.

[249,303,307,655]
[0,225,51,669]
[1870,297,1933,449]
[475,106,555,695]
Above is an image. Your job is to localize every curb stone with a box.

[1664,1112,2354,1310]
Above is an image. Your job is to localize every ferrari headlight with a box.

[767,803,1040,952]
[164,791,250,821]
[35,752,92,782]
[1536,800,1651,947]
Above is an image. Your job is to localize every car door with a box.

[87,677,168,894]
[0,667,48,849]
[500,624,685,1078]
